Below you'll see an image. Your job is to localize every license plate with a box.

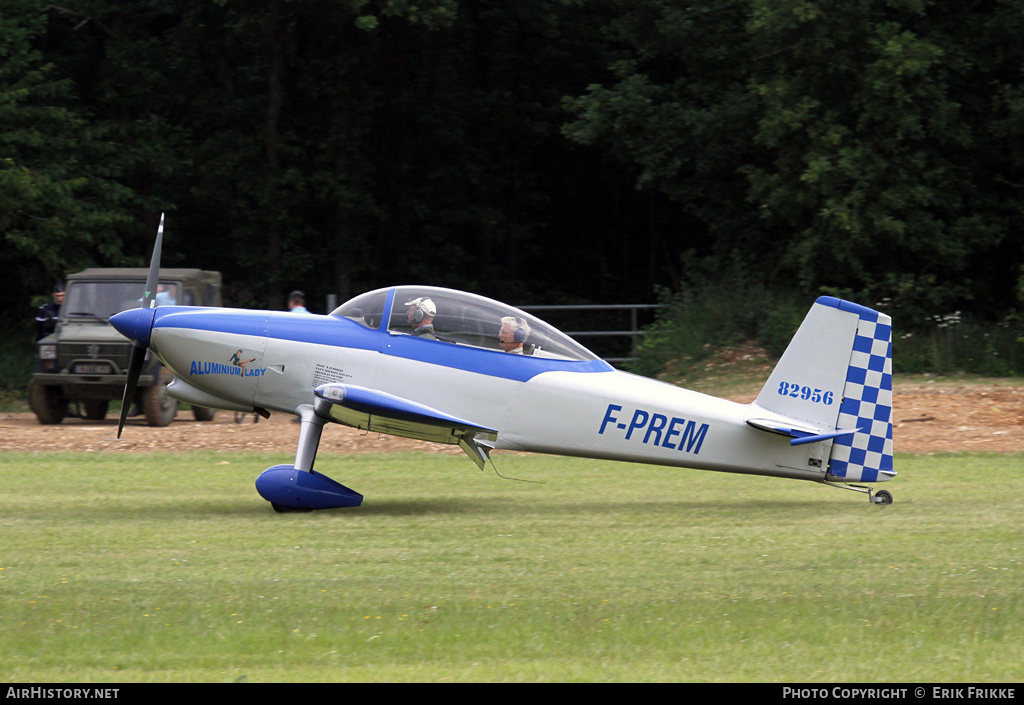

[73,363,113,375]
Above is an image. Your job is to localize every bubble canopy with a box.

[332,286,601,362]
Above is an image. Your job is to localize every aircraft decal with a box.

[775,382,835,406]
[189,350,266,378]
[598,403,710,455]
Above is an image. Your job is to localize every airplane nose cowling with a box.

[110,307,156,348]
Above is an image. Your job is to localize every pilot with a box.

[404,297,437,339]
[288,290,309,313]
[498,316,530,354]
[35,283,64,341]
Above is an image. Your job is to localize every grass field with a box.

[1,450,1022,683]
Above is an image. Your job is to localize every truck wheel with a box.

[192,406,216,422]
[82,400,109,421]
[28,380,68,425]
[142,368,178,427]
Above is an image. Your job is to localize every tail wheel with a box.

[142,367,178,427]
[874,489,893,505]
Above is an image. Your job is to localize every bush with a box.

[894,314,1024,376]
[0,317,35,410]
[631,285,1024,380]
[628,282,805,379]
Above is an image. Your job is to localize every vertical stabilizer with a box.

[753,296,893,483]
[754,298,859,427]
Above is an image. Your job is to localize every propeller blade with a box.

[117,341,147,438]
[116,213,165,438]
[142,213,164,310]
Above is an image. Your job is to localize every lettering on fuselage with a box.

[312,362,352,388]
[598,404,709,454]
[189,349,266,377]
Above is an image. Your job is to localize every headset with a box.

[501,316,528,343]
[513,320,527,343]
[405,297,436,324]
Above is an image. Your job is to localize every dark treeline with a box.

[4,0,1024,330]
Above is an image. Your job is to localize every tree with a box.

[744,0,1020,319]
[563,0,769,284]
[0,0,134,314]
[565,0,1024,322]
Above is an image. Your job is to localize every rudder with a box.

[822,298,894,483]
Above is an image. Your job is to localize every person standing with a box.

[287,290,309,313]
[35,283,64,341]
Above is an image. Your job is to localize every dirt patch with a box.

[0,410,466,456]
[890,383,1024,453]
[2,382,1021,455]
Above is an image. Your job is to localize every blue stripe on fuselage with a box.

[151,307,612,382]
[381,332,613,381]
[152,307,380,352]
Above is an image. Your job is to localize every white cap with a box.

[403,297,436,317]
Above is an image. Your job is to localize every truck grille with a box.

[58,343,131,373]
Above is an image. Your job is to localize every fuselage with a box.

[133,299,831,484]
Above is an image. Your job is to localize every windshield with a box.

[332,289,389,330]
[63,281,182,320]
[334,286,600,361]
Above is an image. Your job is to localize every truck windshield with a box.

[64,281,180,320]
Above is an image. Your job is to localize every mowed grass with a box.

[1,450,1022,682]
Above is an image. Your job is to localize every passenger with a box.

[498,316,530,354]
[404,297,437,339]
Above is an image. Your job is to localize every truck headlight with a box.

[38,345,57,360]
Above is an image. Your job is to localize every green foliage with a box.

[1,0,659,317]
[563,0,768,266]
[743,0,1013,312]
[4,0,1024,356]
[631,281,1024,379]
[894,313,1024,376]
[566,0,1024,322]
[628,264,805,378]
[0,318,33,408]
[0,0,138,300]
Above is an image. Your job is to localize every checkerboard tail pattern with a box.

[828,306,893,483]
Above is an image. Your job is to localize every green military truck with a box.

[29,267,222,426]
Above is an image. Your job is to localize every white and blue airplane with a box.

[110,219,895,512]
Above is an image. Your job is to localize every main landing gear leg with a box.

[294,403,325,473]
[254,404,364,512]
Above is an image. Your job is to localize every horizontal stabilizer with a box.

[747,418,858,447]
[313,383,498,469]
[788,428,860,447]
[747,417,822,438]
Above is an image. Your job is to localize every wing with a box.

[313,383,497,469]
